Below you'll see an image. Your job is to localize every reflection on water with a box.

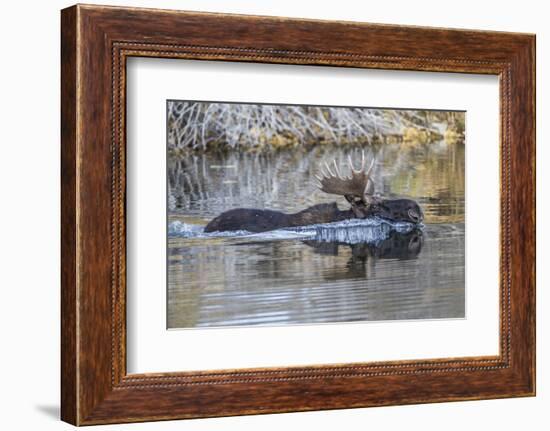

[167,142,465,329]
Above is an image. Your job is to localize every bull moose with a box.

[204,152,424,233]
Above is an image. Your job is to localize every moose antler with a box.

[315,150,376,203]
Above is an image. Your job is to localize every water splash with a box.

[311,219,416,245]
[168,218,419,245]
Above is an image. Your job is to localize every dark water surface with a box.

[167,143,465,329]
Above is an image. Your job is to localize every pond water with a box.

[167,142,465,329]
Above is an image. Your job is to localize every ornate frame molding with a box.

[61,5,535,425]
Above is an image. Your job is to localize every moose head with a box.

[316,151,424,224]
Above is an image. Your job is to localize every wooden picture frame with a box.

[61,4,535,425]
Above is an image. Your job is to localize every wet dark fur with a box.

[204,203,353,233]
[204,199,423,233]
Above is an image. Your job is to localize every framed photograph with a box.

[61,4,535,425]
